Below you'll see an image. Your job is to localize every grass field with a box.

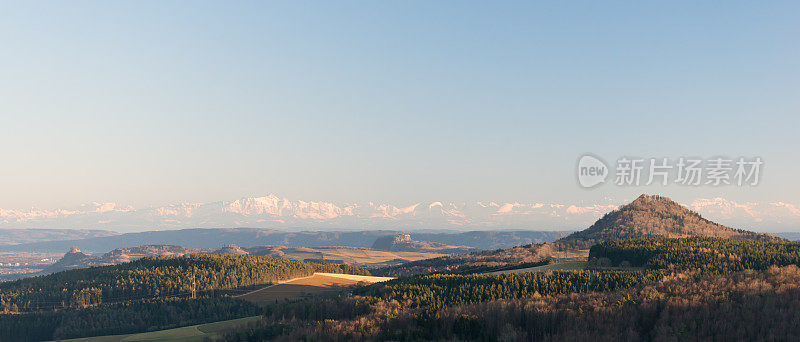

[550,249,591,260]
[275,247,444,267]
[237,272,393,303]
[60,315,262,342]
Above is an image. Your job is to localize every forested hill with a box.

[0,254,367,312]
[558,194,780,249]
[42,245,208,274]
[374,195,782,276]
[589,236,800,272]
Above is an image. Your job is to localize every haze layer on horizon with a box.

[0,194,798,234]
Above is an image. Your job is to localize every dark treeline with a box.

[444,259,553,275]
[0,296,260,342]
[223,265,800,341]
[589,236,800,272]
[0,254,367,312]
[361,265,800,341]
[356,270,663,310]
[217,271,665,340]
[218,236,800,341]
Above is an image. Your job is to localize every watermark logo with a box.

[577,155,763,189]
[577,155,609,188]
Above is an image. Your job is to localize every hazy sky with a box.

[1,1,798,210]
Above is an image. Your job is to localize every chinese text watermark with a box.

[577,155,762,189]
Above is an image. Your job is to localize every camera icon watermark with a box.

[577,154,762,189]
[577,155,609,188]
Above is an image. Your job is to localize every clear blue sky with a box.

[1,1,798,209]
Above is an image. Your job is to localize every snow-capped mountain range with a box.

[0,195,797,233]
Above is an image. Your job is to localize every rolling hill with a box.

[0,245,213,281]
[371,233,474,254]
[0,228,571,254]
[0,254,367,313]
[557,194,781,249]
[42,245,208,274]
[374,194,782,276]
[1,243,443,281]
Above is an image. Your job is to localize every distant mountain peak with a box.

[559,194,781,248]
[214,244,248,255]
[45,247,98,273]
[371,233,474,254]
[42,244,206,275]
